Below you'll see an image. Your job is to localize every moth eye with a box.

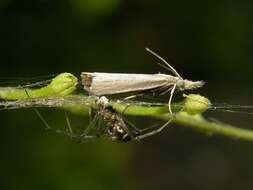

[176,80,185,89]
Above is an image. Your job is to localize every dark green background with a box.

[1,1,253,190]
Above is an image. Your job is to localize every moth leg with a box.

[159,86,173,96]
[168,84,177,115]
[158,83,177,114]
[123,93,145,101]
[157,84,173,95]
[134,118,173,140]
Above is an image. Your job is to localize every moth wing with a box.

[81,72,174,96]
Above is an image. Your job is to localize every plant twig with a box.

[0,73,78,100]
[112,96,253,141]
[0,73,253,142]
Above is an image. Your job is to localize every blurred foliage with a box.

[70,0,122,21]
[0,0,8,9]
[1,0,253,190]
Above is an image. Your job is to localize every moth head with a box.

[177,79,205,91]
[185,80,205,90]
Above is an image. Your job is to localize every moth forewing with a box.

[81,72,178,96]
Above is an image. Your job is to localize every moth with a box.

[81,48,204,114]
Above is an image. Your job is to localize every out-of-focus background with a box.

[1,1,253,190]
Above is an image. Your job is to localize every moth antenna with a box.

[145,47,181,78]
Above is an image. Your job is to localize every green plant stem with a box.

[1,95,253,142]
[0,72,253,142]
[114,104,253,141]
[0,73,78,100]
